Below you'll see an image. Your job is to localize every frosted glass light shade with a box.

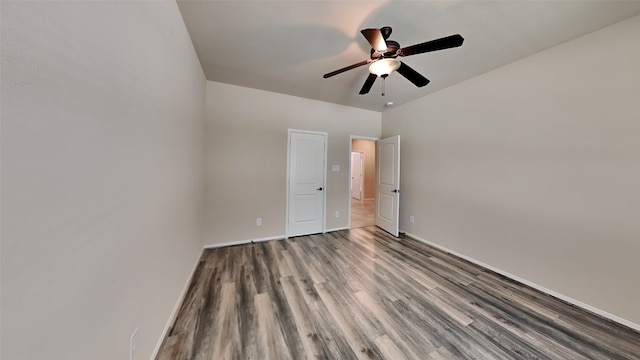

[369,58,401,76]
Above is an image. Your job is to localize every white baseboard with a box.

[150,249,203,359]
[203,227,354,249]
[325,226,350,233]
[205,226,355,249]
[204,228,352,249]
[204,234,285,249]
[403,232,640,333]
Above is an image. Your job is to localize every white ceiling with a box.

[177,1,640,112]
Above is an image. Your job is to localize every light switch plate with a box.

[332,165,340,172]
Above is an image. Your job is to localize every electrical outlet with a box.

[256,217,262,226]
[130,327,139,360]
[335,211,340,218]
[409,216,415,224]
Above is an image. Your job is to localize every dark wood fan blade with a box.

[323,60,370,78]
[398,34,464,57]
[361,28,388,52]
[359,73,377,95]
[397,62,430,87]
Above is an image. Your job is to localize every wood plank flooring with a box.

[156,227,640,360]
[350,199,375,229]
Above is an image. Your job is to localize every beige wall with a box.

[1,2,206,359]
[205,81,381,244]
[383,15,640,326]
[352,139,376,199]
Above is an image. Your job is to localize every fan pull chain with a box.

[381,74,388,96]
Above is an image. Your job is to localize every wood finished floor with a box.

[350,199,375,229]
[156,227,640,360]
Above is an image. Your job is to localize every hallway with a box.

[350,198,375,228]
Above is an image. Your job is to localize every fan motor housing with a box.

[371,40,400,59]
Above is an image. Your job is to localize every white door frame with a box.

[286,129,328,238]
[348,135,379,229]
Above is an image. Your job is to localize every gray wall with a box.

[1,2,206,359]
[204,81,381,245]
[383,15,640,326]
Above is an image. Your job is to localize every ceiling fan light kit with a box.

[369,58,401,77]
[323,26,464,96]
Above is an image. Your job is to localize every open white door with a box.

[375,135,400,237]
[287,130,326,237]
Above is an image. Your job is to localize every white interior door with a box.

[288,131,326,237]
[376,135,400,237]
[351,152,363,200]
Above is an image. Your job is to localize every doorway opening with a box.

[350,137,376,228]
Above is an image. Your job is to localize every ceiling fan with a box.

[323,26,464,95]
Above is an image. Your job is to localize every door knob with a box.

[391,189,399,193]
[317,187,323,191]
